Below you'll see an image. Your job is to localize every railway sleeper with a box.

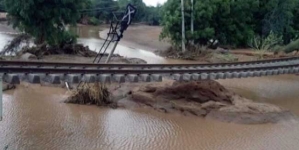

[183,74,192,81]
[113,74,126,83]
[82,74,97,83]
[98,74,111,83]
[126,74,139,83]
[151,74,162,82]
[139,74,151,82]
[217,73,225,79]
[172,74,183,81]
[65,74,81,84]
[27,74,42,84]
[42,74,62,84]
[4,74,20,84]
[200,73,209,80]
[191,73,200,80]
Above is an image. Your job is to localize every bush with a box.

[88,17,101,26]
[249,31,282,52]
[281,39,299,53]
[161,0,299,49]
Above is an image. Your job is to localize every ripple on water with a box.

[1,27,299,149]
[1,82,299,149]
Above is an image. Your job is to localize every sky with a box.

[143,0,167,6]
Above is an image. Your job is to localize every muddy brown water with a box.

[1,76,299,150]
[1,26,299,149]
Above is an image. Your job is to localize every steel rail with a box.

[0,56,298,68]
[0,64,297,74]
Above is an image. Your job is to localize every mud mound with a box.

[153,81,233,103]
[130,80,293,124]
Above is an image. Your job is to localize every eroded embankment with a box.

[65,80,295,124]
[128,80,294,124]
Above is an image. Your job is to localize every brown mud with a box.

[63,80,294,125]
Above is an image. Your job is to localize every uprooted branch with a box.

[0,33,31,56]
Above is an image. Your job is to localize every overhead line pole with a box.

[0,74,2,121]
[181,0,186,52]
[191,0,194,45]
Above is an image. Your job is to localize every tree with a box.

[5,0,88,46]
[145,5,162,25]
[84,0,162,25]
[160,0,182,47]
[252,0,299,44]
[160,0,299,48]
[117,0,147,22]
[90,0,119,23]
[0,0,5,12]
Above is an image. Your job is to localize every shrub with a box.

[281,39,299,53]
[88,17,101,26]
[249,31,282,52]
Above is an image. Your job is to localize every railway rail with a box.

[0,56,299,69]
[0,57,298,85]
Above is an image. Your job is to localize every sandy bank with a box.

[97,80,296,124]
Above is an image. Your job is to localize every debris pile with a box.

[65,82,116,108]
[19,43,97,58]
[0,33,30,56]
[1,34,97,58]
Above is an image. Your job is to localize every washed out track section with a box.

[0,56,299,70]
[0,64,298,85]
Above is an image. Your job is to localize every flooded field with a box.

[0,25,299,149]
[0,75,299,149]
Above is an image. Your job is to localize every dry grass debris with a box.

[65,82,116,108]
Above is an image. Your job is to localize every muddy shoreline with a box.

[111,80,296,124]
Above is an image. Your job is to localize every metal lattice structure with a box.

[93,4,137,64]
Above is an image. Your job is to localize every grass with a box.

[249,31,282,52]
[211,53,238,63]
[281,39,299,53]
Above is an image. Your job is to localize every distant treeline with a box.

[83,0,163,26]
[160,0,299,49]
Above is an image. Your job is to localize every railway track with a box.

[1,56,299,69]
[0,57,298,84]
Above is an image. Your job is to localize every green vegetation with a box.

[249,31,282,52]
[160,0,299,53]
[280,39,299,53]
[85,0,162,25]
[0,0,4,12]
[4,0,88,46]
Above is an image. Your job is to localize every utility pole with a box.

[0,74,2,121]
[191,0,194,45]
[181,0,186,52]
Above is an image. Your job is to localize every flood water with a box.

[73,25,193,64]
[1,76,299,150]
[1,26,299,149]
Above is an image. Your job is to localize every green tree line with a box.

[85,0,163,25]
[160,0,299,50]
[3,0,163,47]
[0,0,5,12]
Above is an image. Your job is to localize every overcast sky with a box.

[143,0,167,6]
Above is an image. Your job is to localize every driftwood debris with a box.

[65,82,116,108]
